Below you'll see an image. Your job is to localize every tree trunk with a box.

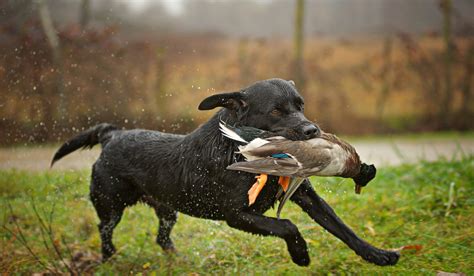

[440,0,453,125]
[376,37,393,123]
[36,0,66,124]
[80,0,91,28]
[459,45,473,120]
[155,47,168,120]
[293,0,305,91]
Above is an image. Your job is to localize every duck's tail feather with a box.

[276,177,306,219]
[219,120,248,144]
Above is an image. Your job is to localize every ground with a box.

[0,135,473,274]
[1,132,473,171]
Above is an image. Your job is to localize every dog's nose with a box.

[302,124,320,139]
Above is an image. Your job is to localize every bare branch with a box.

[4,203,54,273]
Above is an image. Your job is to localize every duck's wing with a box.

[238,140,297,158]
[226,157,301,176]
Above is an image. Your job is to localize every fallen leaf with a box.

[392,244,423,254]
[437,271,465,276]
[365,221,376,236]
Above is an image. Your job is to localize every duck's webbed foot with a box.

[278,176,291,192]
[248,174,268,205]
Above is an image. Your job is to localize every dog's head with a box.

[199,78,320,140]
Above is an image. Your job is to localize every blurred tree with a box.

[238,38,251,83]
[460,45,473,121]
[293,0,305,91]
[36,0,66,122]
[440,0,453,125]
[155,47,168,119]
[80,0,90,28]
[398,33,441,122]
[376,37,393,122]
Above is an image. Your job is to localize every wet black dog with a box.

[52,78,399,266]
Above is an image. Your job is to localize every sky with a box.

[85,0,474,38]
[129,0,184,15]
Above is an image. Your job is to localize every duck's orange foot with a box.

[278,176,291,192]
[248,174,268,205]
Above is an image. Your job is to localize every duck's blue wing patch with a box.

[271,153,291,159]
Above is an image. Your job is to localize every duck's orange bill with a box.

[248,174,268,205]
[278,176,291,192]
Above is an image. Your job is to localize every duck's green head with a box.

[352,163,376,194]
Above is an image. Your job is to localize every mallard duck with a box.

[219,121,376,217]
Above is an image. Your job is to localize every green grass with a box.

[1,158,473,274]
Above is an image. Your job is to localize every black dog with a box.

[52,78,399,266]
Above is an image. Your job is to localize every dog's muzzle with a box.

[302,124,320,139]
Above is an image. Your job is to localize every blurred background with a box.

[1,0,473,145]
[1,3,473,274]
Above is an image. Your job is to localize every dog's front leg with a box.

[290,179,400,266]
[225,211,310,266]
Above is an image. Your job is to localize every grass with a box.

[1,157,473,274]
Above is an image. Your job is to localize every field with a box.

[1,157,473,274]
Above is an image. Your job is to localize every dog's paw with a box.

[287,237,310,266]
[292,253,310,267]
[101,245,116,262]
[163,247,178,255]
[359,247,400,266]
[157,236,176,253]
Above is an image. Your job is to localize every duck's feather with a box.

[306,136,334,148]
[219,121,248,144]
[227,157,301,176]
[238,141,292,158]
[240,140,332,170]
[271,153,291,158]
[237,138,271,160]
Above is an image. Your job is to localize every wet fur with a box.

[52,78,399,267]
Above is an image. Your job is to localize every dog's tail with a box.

[51,123,118,167]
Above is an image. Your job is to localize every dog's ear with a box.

[198,91,247,111]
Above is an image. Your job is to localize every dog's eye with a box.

[270,109,282,116]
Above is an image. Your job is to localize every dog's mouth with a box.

[270,125,321,141]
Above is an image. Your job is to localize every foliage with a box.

[0,157,473,274]
[1,2,473,145]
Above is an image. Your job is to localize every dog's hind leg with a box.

[225,211,310,266]
[96,209,123,260]
[90,167,141,261]
[290,179,400,266]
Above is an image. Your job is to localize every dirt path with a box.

[1,138,473,171]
